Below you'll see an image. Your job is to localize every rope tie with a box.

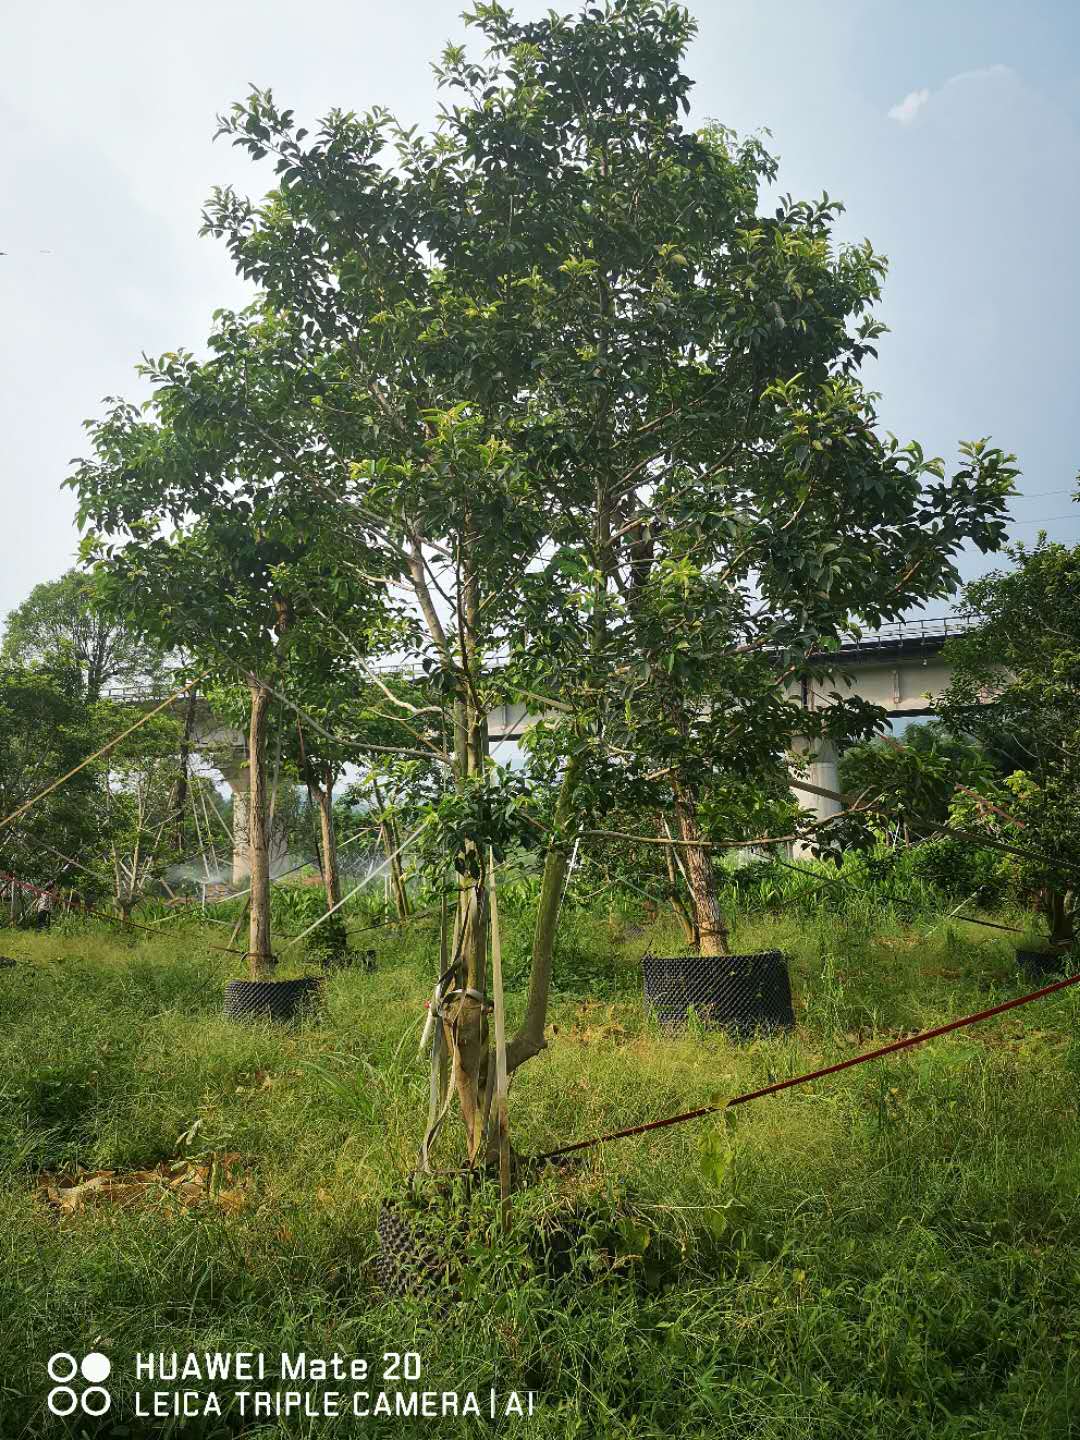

[434,986,488,1019]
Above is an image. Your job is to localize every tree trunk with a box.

[247,679,274,979]
[438,531,492,1161]
[316,768,341,910]
[506,753,581,1073]
[662,818,698,947]
[672,777,729,956]
[387,809,410,921]
[1047,887,1075,948]
[371,776,409,922]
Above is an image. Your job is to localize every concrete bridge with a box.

[120,616,978,878]
[488,616,976,834]
[787,615,977,832]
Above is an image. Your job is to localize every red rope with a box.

[536,968,1080,1162]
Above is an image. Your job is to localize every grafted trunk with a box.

[672,778,729,956]
[445,874,490,1158]
[438,536,492,1160]
[247,679,274,979]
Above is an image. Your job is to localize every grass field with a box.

[1,900,1079,1437]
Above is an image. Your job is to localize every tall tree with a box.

[72,0,1016,1156]
[2,568,166,701]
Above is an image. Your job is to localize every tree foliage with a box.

[2,568,166,701]
[938,536,1080,945]
[68,0,1019,1147]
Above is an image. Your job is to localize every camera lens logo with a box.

[47,1353,112,1417]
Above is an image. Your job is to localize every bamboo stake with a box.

[487,848,511,1231]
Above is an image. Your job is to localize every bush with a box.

[909,838,1007,906]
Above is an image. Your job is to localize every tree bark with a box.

[672,777,729,956]
[506,753,581,1073]
[662,817,699,947]
[315,767,341,910]
[438,524,492,1160]
[247,679,274,978]
[1047,887,1075,948]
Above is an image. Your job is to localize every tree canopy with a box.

[68,0,1019,1152]
[938,535,1080,944]
[2,568,166,701]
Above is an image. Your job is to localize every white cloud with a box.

[887,88,930,125]
[946,63,1013,88]
[888,65,1014,125]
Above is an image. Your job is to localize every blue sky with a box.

[2,0,1077,621]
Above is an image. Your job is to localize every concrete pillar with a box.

[790,738,842,859]
[231,773,251,885]
[216,752,288,885]
[216,753,252,885]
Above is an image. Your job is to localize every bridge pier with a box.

[790,739,842,858]
[216,754,289,886]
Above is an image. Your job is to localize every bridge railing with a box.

[104,617,980,705]
[833,614,978,654]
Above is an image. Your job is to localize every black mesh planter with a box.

[1016,948,1071,980]
[643,950,795,1037]
[377,1191,668,1299]
[377,1199,454,1300]
[224,976,324,1024]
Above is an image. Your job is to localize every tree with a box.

[69,462,388,976]
[0,660,101,909]
[72,0,1016,1159]
[2,568,166,701]
[937,535,1080,947]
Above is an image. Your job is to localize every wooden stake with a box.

[487,849,511,1231]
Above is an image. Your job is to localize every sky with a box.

[3,0,1079,625]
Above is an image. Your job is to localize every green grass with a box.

[1,902,1078,1437]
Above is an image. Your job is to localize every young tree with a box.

[69,459,387,977]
